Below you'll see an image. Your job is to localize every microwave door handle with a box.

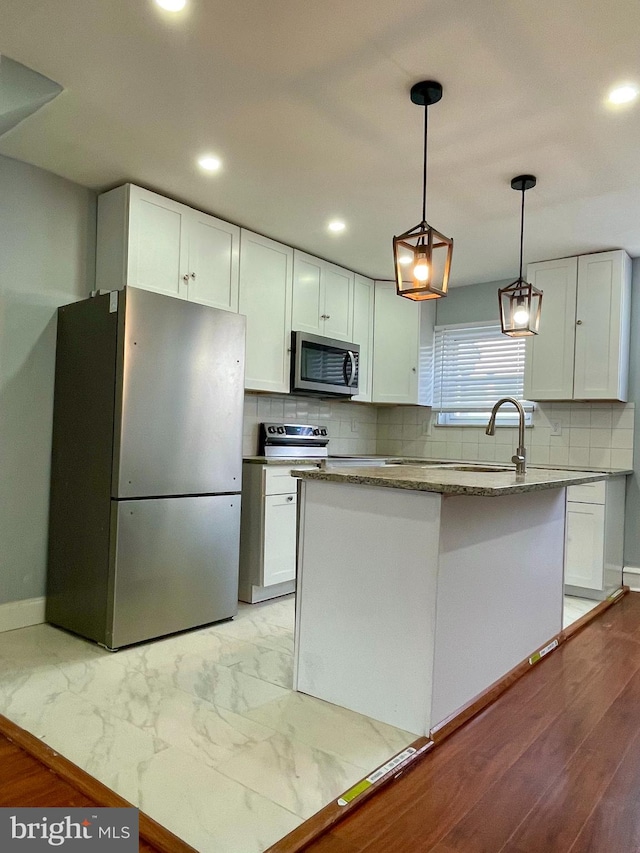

[344,350,357,387]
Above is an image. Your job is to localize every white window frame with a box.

[432,321,533,427]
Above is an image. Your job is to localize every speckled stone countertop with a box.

[243,456,324,465]
[292,463,631,497]
[243,455,391,465]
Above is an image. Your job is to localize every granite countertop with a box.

[243,455,391,465]
[291,463,631,497]
[243,456,324,465]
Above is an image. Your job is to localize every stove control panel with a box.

[259,423,329,457]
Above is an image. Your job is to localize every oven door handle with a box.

[343,350,357,387]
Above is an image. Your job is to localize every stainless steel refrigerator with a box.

[46,287,245,650]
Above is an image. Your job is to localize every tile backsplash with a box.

[243,393,377,456]
[243,394,635,469]
[377,401,635,469]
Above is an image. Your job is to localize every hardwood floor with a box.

[296,591,640,853]
[0,714,197,853]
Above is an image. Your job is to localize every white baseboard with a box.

[623,565,640,593]
[0,597,46,633]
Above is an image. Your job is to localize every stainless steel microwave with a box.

[290,331,359,397]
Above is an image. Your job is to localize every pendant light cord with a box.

[422,104,428,223]
[518,186,525,281]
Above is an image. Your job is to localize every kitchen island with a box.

[292,464,627,736]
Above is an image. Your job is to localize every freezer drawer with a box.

[108,495,240,648]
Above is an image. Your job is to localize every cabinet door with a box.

[565,502,605,590]
[418,301,436,406]
[371,281,419,404]
[574,251,630,401]
[239,230,293,393]
[351,275,374,402]
[323,262,354,340]
[523,257,577,400]
[127,186,188,298]
[292,251,323,334]
[186,210,239,312]
[262,493,298,586]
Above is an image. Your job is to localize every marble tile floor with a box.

[563,593,600,628]
[0,596,415,853]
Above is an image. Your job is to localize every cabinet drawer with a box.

[567,480,606,504]
[264,465,317,495]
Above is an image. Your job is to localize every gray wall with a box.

[0,155,96,605]
[435,279,511,326]
[624,257,640,567]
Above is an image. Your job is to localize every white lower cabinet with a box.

[263,494,298,587]
[564,477,626,600]
[239,463,318,603]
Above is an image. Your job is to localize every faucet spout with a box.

[485,397,527,475]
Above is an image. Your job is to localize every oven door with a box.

[291,332,359,397]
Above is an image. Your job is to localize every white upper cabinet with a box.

[238,230,293,393]
[371,281,421,404]
[126,190,186,298]
[186,208,240,311]
[418,300,436,407]
[351,275,375,403]
[96,184,240,312]
[524,250,631,401]
[573,252,631,400]
[292,250,354,341]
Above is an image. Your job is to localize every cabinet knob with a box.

[576,319,583,325]
[191,272,197,279]
[286,495,294,502]
[412,367,417,372]
[183,274,189,282]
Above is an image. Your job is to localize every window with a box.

[431,322,533,426]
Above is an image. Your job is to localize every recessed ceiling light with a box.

[607,84,639,105]
[198,155,222,172]
[328,220,346,233]
[155,0,187,10]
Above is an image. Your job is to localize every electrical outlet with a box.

[351,418,360,433]
[550,421,562,436]
[422,418,432,436]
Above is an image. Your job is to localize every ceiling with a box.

[1,0,639,286]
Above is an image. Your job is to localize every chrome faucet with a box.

[485,397,527,476]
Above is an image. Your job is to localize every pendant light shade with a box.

[499,175,543,336]
[393,81,453,301]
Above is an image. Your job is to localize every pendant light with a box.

[393,80,453,300]
[498,175,543,336]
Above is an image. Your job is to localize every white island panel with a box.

[431,490,566,726]
[294,480,441,735]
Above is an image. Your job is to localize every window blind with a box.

[432,322,532,420]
